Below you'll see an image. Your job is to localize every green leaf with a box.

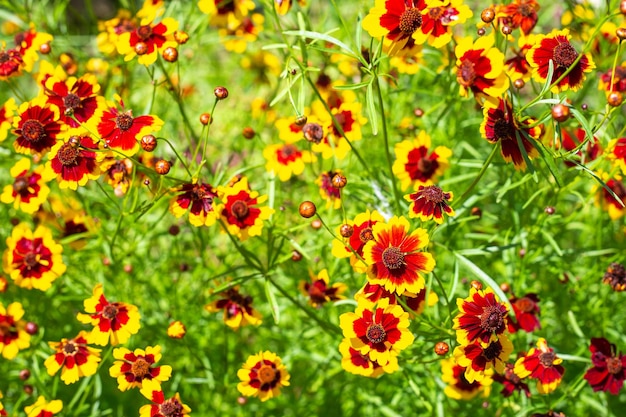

[366,81,379,135]
[283,29,357,58]
[539,59,555,97]
[265,276,281,324]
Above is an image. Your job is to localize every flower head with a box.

[392,131,451,190]
[167,320,186,339]
[413,0,473,49]
[0,302,30,359]
[43,74,104,128]
[595,172,626,220]
[45,133,103,190]
[508,293,541,333]
[608,138,626,175]
[237,351,290,402]
[263,143,316,181]
[453,334,514,383]
[0,98,17,142]
[331,209,385,273]
[198,0,256,30]
[100,156,134,196]
[170,180,219,227]
[603,262,626,291]
[24,396,63,417]
[0,42,24,79]
[205,287,262,329]
[140,379,191,417]
[1,158,53,214]
[493,362,531,398]
[3,223,65,291]
[109,345,172,391]
[584,337,626,395]
[363,216,435,296]
[44,331,101,384]
[514,338,565,394]
[453,287,510,345]
[13,24,53,72]
[339,337,397,378]
[441,358,493,400]
[527,29,595,93]
[316,170,343,209]
[505,34,536,83]
[455,35,509,100]
[218,177,274,240]
[299,269,347,308]
[116,17,178,66]
[405,184,454,224]
[76,284,141,346]
[497,0,540,35]
[12,96,63,155]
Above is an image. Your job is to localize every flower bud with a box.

[434,341,449,355]
[214,86,229,100]
[155,159,171,175]
[299,201,316,218]
[162,47,178,63]
[141,134,158,152]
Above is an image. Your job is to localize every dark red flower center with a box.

[479,305,506,332]
[494,118,514,141]
[553,42,578,68]
[102,304,119,320]
[399,8,423,35]
[13,176,29,193]
[23,252,38,268]
[607,356,623,374]
[0,321,12,336]
[57,142,81,166]
[539,351,556,367]
[518,4,533,17]
[417,157,434,174]
[515,297,535,313]
[303,122,324,143]
[457,60,476,87]
[258,365,278,384]
[131,358,151,378]
[359,227,374,243]
[63,341,77,355]
[115,113,134,131]
[0,51,9,63]
[136,25,153,40]
[483,341,502,361]
[21,119,46,142]
[421,185,445,203]
[281,144,296,157]
[366,323,386,343]
[428,7,443,20]
[382,246,405,270]
[230,200,249,219]
[63,93,82,114]
[159,399,183,417]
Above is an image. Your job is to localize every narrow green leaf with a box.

[569,107,595,149]
[283,29,356,57]
[539,228,563,256]
[265,277,281,324]
[522,130,563,187]
[366,81,378,134]
[333,81,371,90]
[539,59,555,97]
[573,162,626,208]
[270,73,302,107]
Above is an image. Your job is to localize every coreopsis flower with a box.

[96,9,137,56]
[263,143,316,181]
[205,287,262,329]
[275,0,306,15]
[480,97,541,170]
[514,338,565,394]
[44,331,101,384]
[1,158,52,214]
[362,215,435,296]
[608,138,626,174]
[3,223,65,291]
[170,180,219,227]
[599,64,626,95]
[405,184,454,224]
[603,262,626,291]
[237,351,290,402]
[24,396,63,417]
[389,47,424,74]
[12,96,63,155]
[505,35,536,83]
[198,0,256,30]
[441,358,493,400]
[0,302,30,359]
[315,170,342,209]
[413,0,473,49]
[299,269,347,308]
[453,334,514,383]
[218,177,274,240]
[115,17,178,66]
[392,131,451,190]
[109,345,172,391]
[137,0,165,22]
[97,96,163,156]
[455,35,509,100]
[453,287,509,346]
[584,337,626,395]
[595,172,626,220]
[240,50,282,84]
[76,283,141,346]
[0,42,23,79]
[0,277,7,293]
[0,98,17,142]
[339,299,414,366]
[508,293,541,333]
[331,209,385,273]
[362,0,427,56]
[339,337,397,377]
[140,379,191,417]
[45,133,102,190]
[497,0,540,35]
[354,282,437,317]
[493,362,531,398]
[13,24,53,72]
[312,101,367,160]
[43,74,104,128]
[219,14,264,53]
[275,115,310,144]
[527,29,595,93]
[167,320,186,338]
[560,127,601,167]
[101,156,133,196]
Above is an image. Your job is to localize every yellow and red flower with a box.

[205,287,262,329]
[167,320,186,339]
[274,0,306,15]
[312,101,367,160]
[109,345,172,391]
[441,358,493,400]
[1,158,53,214]
[13,24,53,72]
[355,282,438,317]
[0,42,23,79]
[584,337,626,395]
[96,9,137,56]
[299,269,347,308]
[263,143,316,181]
[497,0,540,35]
[527,29,595,93]
[505,35,537,83]
[331,209,385,273]
[595,172,626,220]
[599,64,626,95]
[508,293,541,333]
[218,13,264,53]
[362,0,427,56]
[363,215,435,296]
[392,131,451,190]
[493,362,531,398]
[45,133,103,190]
[170,180,219,227]
[97,96,163,156]
[454,35,509,100]
[413,0,472,49]
[339,337,396,378]
[100,156,134,196]
[560,127,601,168]
[43,74,104,128]
[12,96,63,155]
[315,170,343,209]
[514,338,565,394]
[453,334,514,383]
[139,379,191,417]
[44,331,101,384]
[218,177,274,240]
[405,184,454,224]
[24,396,63,417]
[0,98,17,142]
[480,97,541,170]
[339,299,414,366]
[198,0,256,30]
[76,283,141,346]
[115,17,178,66]
[0,302,30,360]
[608,138,626,174]
[453,287,509,346]
[603,262,626,291]
[237,351,290,402]
[3,223,65,291]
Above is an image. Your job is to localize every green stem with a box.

[453,143,500,208]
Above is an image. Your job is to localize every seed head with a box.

[299,201,316,218]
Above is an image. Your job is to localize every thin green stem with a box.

[453,143,500,208]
